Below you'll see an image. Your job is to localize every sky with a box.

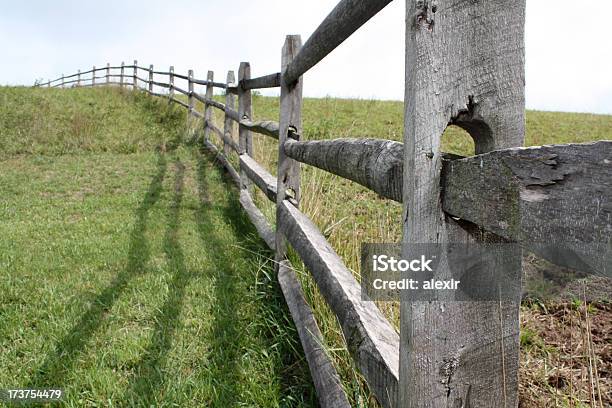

[1,0,611,114]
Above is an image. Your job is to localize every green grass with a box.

[1,86,610,407]
[0,88,316,407]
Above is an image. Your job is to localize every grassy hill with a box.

[1,85,610,407]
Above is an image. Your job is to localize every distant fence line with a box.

[36,0,611,407]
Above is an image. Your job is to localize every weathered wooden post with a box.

[275,35,303,264]
[188,69,194,115]
[133,60,137,89]
[202,71,214,144]
[224,71,236,157]
[106,63,110,85]
[120,62,125,87]
[77,70,81,87]
[92,66,96,86]
[61,74,64,88]
[238,63,252,188]
[169,66,174,102]
[148,65,153,93]
[399,1,526,407]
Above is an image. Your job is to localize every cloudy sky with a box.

[1,0,611,114]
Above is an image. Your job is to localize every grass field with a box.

[0,87,316,406]
[1,85,611,407]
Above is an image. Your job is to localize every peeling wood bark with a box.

[400,1,526,407]
[278,201,399,408]
[442,141,612,274]
[283,0,393,85]
[240,154,277,203]
[239,190,275,250]
[284,138,403,202]
[278,260,351,408]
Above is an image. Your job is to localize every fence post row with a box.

[148,65,153,93]
[398,1,526,407]
[275,35,303,265]
[133,60,137,89]
[238,62,252,188]
[224,71,236,157]
[169,66,174,102]
[120,62,124,87]
[202,71,214,144]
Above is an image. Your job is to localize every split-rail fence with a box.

[37,0,611,407]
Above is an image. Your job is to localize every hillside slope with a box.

[0,87,317,407]
[1,86,610,407]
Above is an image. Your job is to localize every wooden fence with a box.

[36,0,610,407]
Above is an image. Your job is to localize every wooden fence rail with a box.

[35,0,610,407]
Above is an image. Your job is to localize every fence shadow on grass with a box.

[28,153,168,388]
[124,157,196,404]
[195,147,317,407]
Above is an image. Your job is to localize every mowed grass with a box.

[0,87,316,406]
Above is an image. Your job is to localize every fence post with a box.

[133,60,137,89]
[120,62,124,87]
[188,69,194,114]
[92,66,96,87]
[238,62,252,188]
[399,1,526,407]
[106,63,110,85]
[61,74,64,88]
[275,35,303,264]
[202,71,214,144]
[77,70,81,87]
[169,66,174,102]
[148,64,153,94]
[224,71,236,157]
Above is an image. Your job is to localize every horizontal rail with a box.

[204,140,241,186]
[172,85,190,95]
[151,80,170,88]
[190,109,204,119]
[283,0,393,85]
[239,154,277,202]
[239,119,280,139]
[191,78,227,88]
[153,70,171,76]
[134,76,149,83]
[277,200,399,408]
[191,92,227,112]
[278,260,351,408]
[206,122,240,153]
[173,72,190,81]
[239,190,275,250]
[284,138,402,201]
[241,72,281,90]
[172,99,190,110]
